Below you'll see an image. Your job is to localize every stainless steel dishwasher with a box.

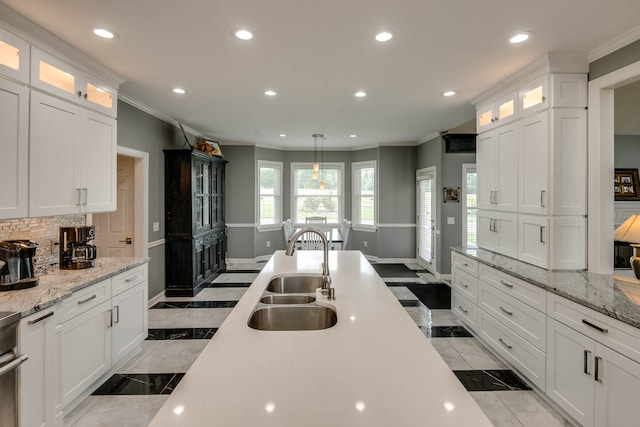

[0,311,28,427]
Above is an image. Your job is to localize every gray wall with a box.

[615,135,640,168]
[590,39,640,81]
[117,100,185,300]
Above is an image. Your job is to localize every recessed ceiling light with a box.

[264,90,277,96]
[375,31,393,42]
[234,29,253,40]
[355,91,367,98]
[172,88,186,94]
[508,32,532,44]
[349,134,357,138]
[443,90,456,97]
[279,133,286,137]
[93,27,117,39]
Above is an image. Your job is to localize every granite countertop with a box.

[0,257,149,317]
[149,251,493,426]
[452,246,640,329]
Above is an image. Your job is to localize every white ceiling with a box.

[3,0,640,149]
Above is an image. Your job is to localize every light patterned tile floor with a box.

[65,263,571,427]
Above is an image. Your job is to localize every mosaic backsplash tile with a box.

[0,214,87,271]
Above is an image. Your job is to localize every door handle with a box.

[119,236,133,244]
[595,356,603,382]
[584,350,591,375]
[540,226,546,244]
[76,188,82,206]
[540,190,546,208]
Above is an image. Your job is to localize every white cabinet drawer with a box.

[451,252,478,276]
[112,264,147,296]
[452,290,479,333]
[59,278,111,323]
[479,264,546,312]
[479,310,546,390]
[479,281,546,351]
[452,267,478,303]
[547,292,640,364]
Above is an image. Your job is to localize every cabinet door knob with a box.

[77,90,82,97]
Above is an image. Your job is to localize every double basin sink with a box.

[247,275,337,331]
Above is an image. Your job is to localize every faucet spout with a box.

[285,227,332,293]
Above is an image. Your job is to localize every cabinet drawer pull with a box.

[582,319,608,333]
[77,294,97,305]
[499,306,513,316]
[540,226,546,244]
[500,280,514,288]
[584,350,591,375]
[498,338,512,350]
[108,309,113,327]
[114,306,120,324]
[458,305,468,314]
[595,356,602,382]
[125,275,141,283]
[27,311,54,325]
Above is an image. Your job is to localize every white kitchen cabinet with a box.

[452,290,479,332]
[519,75,549,116]
[518,214,549,268]
[476,91,518,133]
[547,318,640,427]
[0,27,29,83]
[31,47,117,117]
[29,90,116,217]
[18,308,63,427]
[477,210,518,258]
[58,298,112,408]
[111,265,148,365]
[476,123,518,212]
[518,111,549,215]
[0,78,28,220]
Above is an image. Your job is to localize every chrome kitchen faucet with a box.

[285,227,334,299]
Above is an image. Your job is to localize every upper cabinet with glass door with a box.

[0,28,29,83]
[476,91,517,133]
[519,75,549,117]
[31,47,117,117]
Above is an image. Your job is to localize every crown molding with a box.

[589,25,640,62]
[0,3,125,87]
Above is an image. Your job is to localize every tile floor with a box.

[64,261,572,427]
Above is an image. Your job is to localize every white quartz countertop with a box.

[149,250,492,426]
[0,257,149,317]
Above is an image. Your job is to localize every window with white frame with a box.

[257,160,283,229]
[291,162,344,224]
[462,164,477,247]
[352,160,376,229]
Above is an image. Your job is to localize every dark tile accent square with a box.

[150,301,237,309]
[92,373,185,395]
[146,328,218,340]
[406,283,451,309]
[453,369,532,392]
[418,325,473,338]
[370,263,419,278]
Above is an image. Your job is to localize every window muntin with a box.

[291,162,344,225]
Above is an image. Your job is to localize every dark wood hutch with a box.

[164,149,227,296]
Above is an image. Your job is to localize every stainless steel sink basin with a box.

[260,294,316,304]
[266,275,324,293]
[247,306,337,331]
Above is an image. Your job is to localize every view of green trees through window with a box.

[259,165,279,225]
[294,167,341,223]
[358,167,375,225]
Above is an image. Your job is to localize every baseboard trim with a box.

[148,290,165,307]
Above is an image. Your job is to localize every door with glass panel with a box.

[416,168,436,272]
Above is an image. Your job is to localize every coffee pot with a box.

[60,226,97,270]
[0,240,39,290]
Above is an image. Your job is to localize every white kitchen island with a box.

[149,250,493,426]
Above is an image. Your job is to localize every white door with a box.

[416,168,436,272]
[93,156,135,257]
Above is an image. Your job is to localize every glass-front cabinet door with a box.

[193,160,212,232]
[0,28,29,83]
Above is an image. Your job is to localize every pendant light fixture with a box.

[319,135,326,190]
[312,134,322,180]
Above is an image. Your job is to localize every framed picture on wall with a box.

[614,168,640,201]
[443,187,460,203]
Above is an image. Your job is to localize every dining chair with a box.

[282,219,294,243]
[305,216,327,224]
[340,219,351,250]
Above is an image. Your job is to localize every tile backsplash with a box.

[0,214,87,271]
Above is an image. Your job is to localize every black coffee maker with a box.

[60,226,97,270]
[0,240,39,291]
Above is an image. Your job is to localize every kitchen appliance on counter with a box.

[0,240,39,291]
[0,311,28,427]
[60,226,97,270]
